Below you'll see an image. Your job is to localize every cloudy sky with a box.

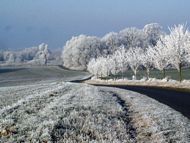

[0,0,189,50]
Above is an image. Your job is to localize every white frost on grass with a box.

[101,87,190,142]
[1,80,190,142]
[0,82,134,143]
[0,81,66,115]
[87,77,190,89]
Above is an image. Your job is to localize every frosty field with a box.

[0,66,90,87]
[0,71,190,142]
[1,0,190,142]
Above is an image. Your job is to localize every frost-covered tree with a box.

[165,24,190,82]
[0,51,5,62]
[113,46,128,79]
[62,24,165,71]
[126,47,143,79]
[62,35,105,70]
[141,47,155,79]
[119,27,147,49]
[109,52,120,80]
[101,32,120,54]
[0,51,3,62]
[3,51,16,63]
[35,43,50,65]
[87,58,98,77]
[106,55,117,77]
[143,23,163,46]
[0,43,50,65]
[0,51,17,64]
[17,47,39,62]
[186,52,190,65]
[98,57,110,77]
[150,37,170,78]
[87,57,110,78]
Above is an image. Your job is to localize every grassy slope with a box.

[0,82,135,142]
[1,82,190,142]
[0,66,90,86]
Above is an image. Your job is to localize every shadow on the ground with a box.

[0,68,26,74]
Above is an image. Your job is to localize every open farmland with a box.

[0,66,90,87]
[0,80,190,142]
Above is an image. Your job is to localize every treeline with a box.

[87,24,190,82]
[62,23,162,70]
[62,23,190,82]
[0,43,61,65]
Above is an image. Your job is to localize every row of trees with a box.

[87,24,190,82]
[0,43,50,65]
[62,23,162,70]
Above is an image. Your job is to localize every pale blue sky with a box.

[0,0,189,50]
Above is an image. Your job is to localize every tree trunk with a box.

[146,68,150,79]
[44,54,47,65]
[107,70,109,81]
[134,70,137,80]
[114,62,116,81]
[162,69,166,79]
[179,63,182,82]
[45,59,47,65]
[114,69,116,81]
[122,66,124,80]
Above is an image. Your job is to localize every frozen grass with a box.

[0,66,90,87]
[101,87,190,143]
[86,78,190,90]
[0,81,190,142]
[0,82,134,142]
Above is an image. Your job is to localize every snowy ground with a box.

[0,81,190,142]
